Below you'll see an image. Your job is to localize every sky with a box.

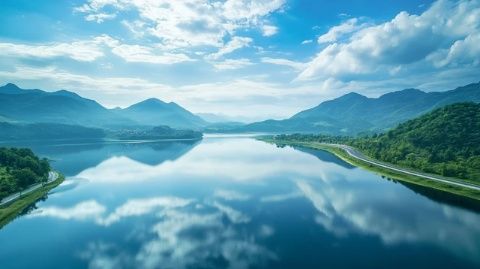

[0,0,479,121]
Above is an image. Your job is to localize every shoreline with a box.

[0,174,64,229]
[259,138,480,201]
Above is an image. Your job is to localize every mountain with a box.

[239,82,480,135]
[0,84,206,129]
[116,98,207,129]
[0,83,133,127]
[0,122,105,141]
[350,102,480,182]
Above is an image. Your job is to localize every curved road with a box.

[327,144,480,191]
[0,171,59,206]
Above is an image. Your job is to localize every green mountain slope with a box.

[239,82,480,135]
[0,147,51,200]
[350,103,480,182]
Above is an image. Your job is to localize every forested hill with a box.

[351,103,480,181]
[271,103,480,182]
[0,148,51,200]
[239,82,480,135]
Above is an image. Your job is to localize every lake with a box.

[0,136,479,269]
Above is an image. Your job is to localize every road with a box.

[327,143,480,191]
[0,171,59,207]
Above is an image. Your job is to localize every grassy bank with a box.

[0,174,64,229]
[260,137,480,201]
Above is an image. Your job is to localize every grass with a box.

[259,137,480,201]
[0,174,64,229]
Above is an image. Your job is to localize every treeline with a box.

[0,148,50,200]
[273,103,480,182]
[113,125,203,140]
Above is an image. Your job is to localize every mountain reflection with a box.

[296,178,480,264]
[292,146,355,169]
[1,140,200,176]
[1,138,480,269]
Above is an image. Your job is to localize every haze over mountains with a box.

[238,82,480,135]
[0,83,206,129]
[0,82,479,136]
[116,98,206,129]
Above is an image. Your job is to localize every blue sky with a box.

[0,0,478,121]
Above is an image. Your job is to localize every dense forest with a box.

[273,103,480,182]
[113,125,203,140]
[0,148,51,200]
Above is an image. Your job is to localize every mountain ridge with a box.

[238,82,480,135]
[0,83,206,129]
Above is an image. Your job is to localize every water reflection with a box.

[0,137,479,269]
[293,146,355,169]
[296,179,480,264]
[29,195,276,269]
[2,140,200,176]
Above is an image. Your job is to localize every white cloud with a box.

[298,0,480,81]
[262,25,279,36]
[0,38,107,62]
[301,39,313,45]
[222,0,285,21]
[428,32,480,68]
[111,44,194,64]
[211,58,253,70]
[208,36,253,60]
[261,57,306,71]
[0,35,193,64]
[75,0,285,50]
[85,12,117,23]
[74,0,120,13]
[317,18,369,44]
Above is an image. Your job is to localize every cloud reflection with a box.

[296,179,480,263]
[31,193,276,269]
[28,196,192,227]
[28,200,106,221]
[75,139,348,183]
[213,189,250,201]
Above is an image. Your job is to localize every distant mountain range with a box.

[238,82,480,135]
[0,83,206,129]
[0,122,105,141]
[2,82,479,136]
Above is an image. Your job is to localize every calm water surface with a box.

[0,137,479,269]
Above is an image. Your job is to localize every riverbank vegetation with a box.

[261,138,480,200]
[112,125,203,140]
[270,103,480,184]
[0,174,63,228]
[0,148,51,200]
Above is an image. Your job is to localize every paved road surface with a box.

[0,171,59,207]
[327,144,480,191]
